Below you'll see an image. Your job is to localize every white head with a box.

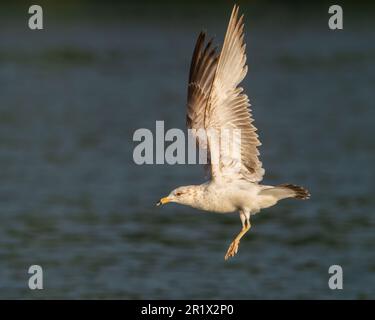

[157,185,200,207]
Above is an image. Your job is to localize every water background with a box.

[0,2,374,299]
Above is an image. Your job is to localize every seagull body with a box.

[158,5,310,260]
[169,181,278,214]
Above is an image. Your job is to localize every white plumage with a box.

[158,5,310,260]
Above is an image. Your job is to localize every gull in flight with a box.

[157,5,310,260]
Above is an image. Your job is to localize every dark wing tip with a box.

[189,31,206,82]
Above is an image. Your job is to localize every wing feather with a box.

[205,5,264,182]
[186,5,264,182]
[186,32,219,175]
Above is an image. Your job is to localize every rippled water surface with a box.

[0,3,374,299]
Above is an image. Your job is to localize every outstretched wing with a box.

[186,32,219,176]
[205,5,264,182]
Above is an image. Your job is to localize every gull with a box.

[157,5,310,260]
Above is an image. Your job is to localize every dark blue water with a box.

[0,3,374,298]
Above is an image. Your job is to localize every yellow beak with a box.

[156,197,171,206]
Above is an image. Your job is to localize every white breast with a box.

[195,180,263,214]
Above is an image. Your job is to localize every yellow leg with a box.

[224,222,251,260]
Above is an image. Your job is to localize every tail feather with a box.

[278,184,310,200]
[259,184,310,200]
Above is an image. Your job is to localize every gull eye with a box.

[175,192,182,196]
